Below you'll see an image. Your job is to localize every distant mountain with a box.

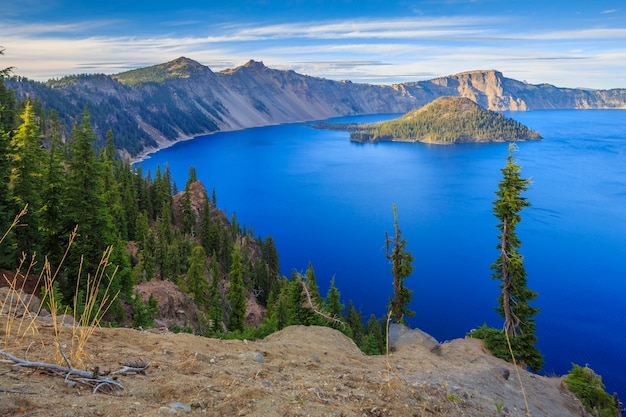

[5,58,625,159]
[347,96,542,144]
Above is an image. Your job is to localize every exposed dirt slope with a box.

[0,319,587,417]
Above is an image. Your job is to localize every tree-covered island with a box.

[315,96,542,144]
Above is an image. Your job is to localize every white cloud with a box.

[2,14,626,89]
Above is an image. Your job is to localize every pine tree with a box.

[0,70,15,267]
[227,244,246,332]
[100,131,126,239]
[286,273,308,325]
[325,277,344,328]
[61,109,117,301]
[39,110,66,267]
[490,144,543,372]
[386,204,415,324]
[207,256,224,335]
[9,100,44,257]
[362,314,385,355]
[185,244,209,309]
[347,300,365,347]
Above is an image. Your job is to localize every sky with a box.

[1,0,626,89]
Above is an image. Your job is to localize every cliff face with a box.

[5,58,626,158]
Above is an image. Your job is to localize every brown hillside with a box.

[1,319,588,416]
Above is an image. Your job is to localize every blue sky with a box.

[1,0,625,89]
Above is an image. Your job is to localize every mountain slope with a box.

[350,96,542,143]
[5,59,626,159]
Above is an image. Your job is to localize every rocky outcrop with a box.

[5,59,626,158]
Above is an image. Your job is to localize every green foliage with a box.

[185,244,209,309]
[227,245,246,332]
[489,144,543,371]
[467,323,544,373]
[0,74,15,267]
[39,110,66,267]
[10,100,44,257]
[362,314,385,355]
[348,97,541,143]
[565,364,620,417]
[131,291,158,328]
[346,300,364,347]
[386,204,414,324]
[325,277,344,328]
[206,257,224,335]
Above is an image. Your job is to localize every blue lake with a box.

[138,110,626,398]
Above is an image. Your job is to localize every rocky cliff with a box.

[5,58,626,158]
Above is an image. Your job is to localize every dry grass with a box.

[1,209,120,370]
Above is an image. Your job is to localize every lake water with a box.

[138,110,626,399]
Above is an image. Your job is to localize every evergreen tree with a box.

[39,110,66,267]
[61,109,117,300]
[304,262,321,306]
[286,273,308,325]
[490,144,542,371]
[227,244,246,332]
[207,256,224,335]
[100,131,126,239]
[180,186,195,236]
[325,277,344,327]
[185,166,197,189]
[347,300,365,347]
[185,244,209,309]
[362,314,385,355]
[385,204,415,324]
[0,69,15,267]
[9,100,44,257]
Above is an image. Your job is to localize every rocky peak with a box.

[113,56,213,86]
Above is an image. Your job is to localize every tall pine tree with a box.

[386,204,414,324]
[0,66,16,267]
[61,109,118,301]
[10,100,44,258]
[490,144,543,371]
[39,110,66,268]
[227,244,246,332]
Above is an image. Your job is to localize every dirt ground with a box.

[0,316,588,417]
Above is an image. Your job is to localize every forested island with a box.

[316,96,542,144]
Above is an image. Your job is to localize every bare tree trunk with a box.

[501,217,519,337]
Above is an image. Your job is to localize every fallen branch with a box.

[0,347,150,394]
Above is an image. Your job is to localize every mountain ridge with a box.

[5,57,626,159]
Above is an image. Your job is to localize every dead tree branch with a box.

[299,275,346,329]
[0,347,150,394]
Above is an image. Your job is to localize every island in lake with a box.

[316,96,542,144]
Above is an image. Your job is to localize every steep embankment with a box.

[350,96,542,144]
[5,59,626,158]
[0,318,589,416]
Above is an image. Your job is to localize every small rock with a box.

[497,365,510,380]
[169,401,191,412]
[311,353,321,363]
[252,351,264,363]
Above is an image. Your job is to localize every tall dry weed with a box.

[1,210,120,370]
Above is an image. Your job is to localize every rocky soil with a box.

[1,313,590,417]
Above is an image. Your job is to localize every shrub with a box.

[467,323,543,372]
[565,364,619,417]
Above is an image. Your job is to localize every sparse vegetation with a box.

[565,364,620,417]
